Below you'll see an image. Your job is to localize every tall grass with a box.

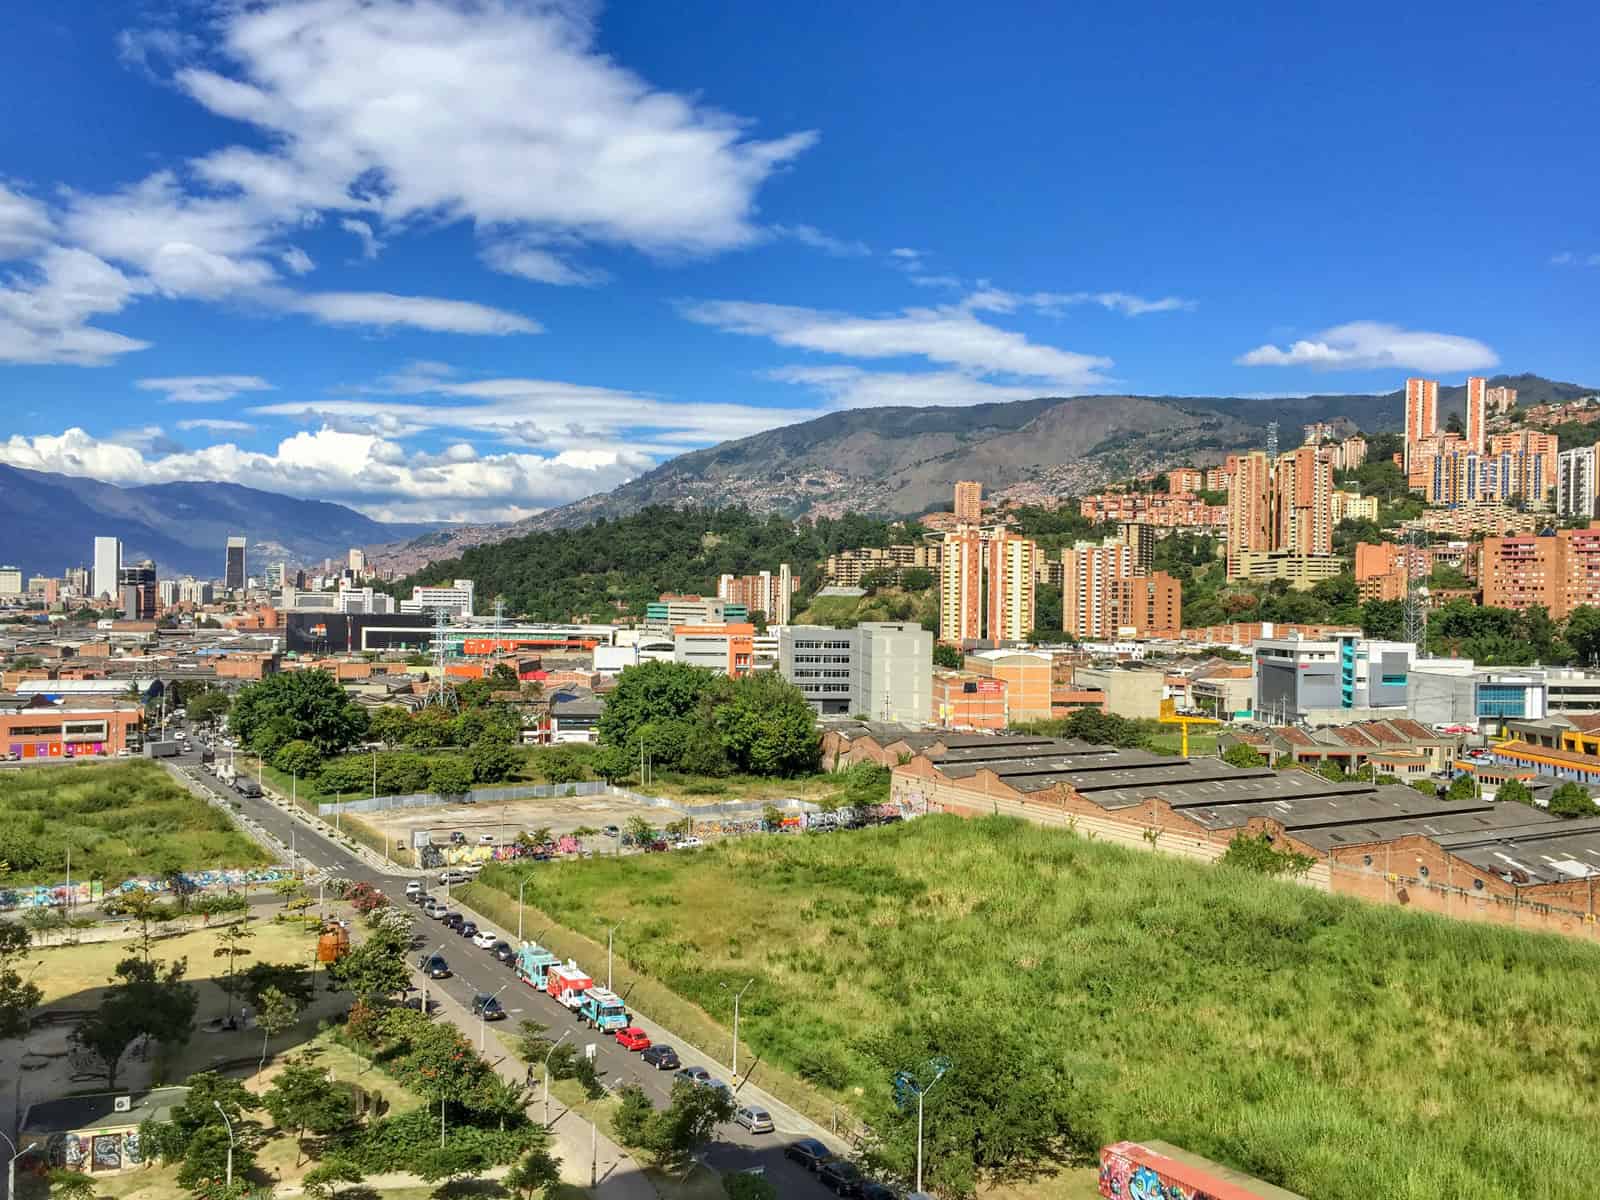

[0,760,270,885]
[476,814,1600,1199]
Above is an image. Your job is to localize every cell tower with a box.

[1266,420,1280,461]
[1402,525,1429,651]
[425,605,457,710]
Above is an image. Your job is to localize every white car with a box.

[461,862,484,876]
[673,837,705,850]
[472,929,498,949]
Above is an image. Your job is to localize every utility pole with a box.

[606,920,625,990]
[722,978,753,1078]
[518,876,529,943]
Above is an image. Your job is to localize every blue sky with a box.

[1,0,1596,522]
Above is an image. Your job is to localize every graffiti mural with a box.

[91,1135,122,1172]
[1098,1144,1222,1200]
[123,1129,142,1166]
[1,866,293,912]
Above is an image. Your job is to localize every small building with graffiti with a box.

[22,1087,188,1174]
[1099,1140,1306,1200]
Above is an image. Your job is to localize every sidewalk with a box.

[414,966,656,1200]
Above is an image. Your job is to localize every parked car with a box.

[641,1044,680,1070]
[471,992,506,1021]
[439,869,468,885]
[425,901,449,919]
[859,1183,898,1200]
[819,1161,863,1196]
[648,840,669,852]
[472,929,498,949]
[734,1106,773,1134]
[615,1026,651,1051]
[457,920,478,939]
[419,954,451,979]
[462,862,484,876]
[478,834,496,844]
[673,1066,712,1087]
[603,825,620,838]
[785,1139,834,1171]
[443,912,465,931]
[449,831,466,844]
[673,837,705,850]
[413,891,434,908]
[492,940,515,963]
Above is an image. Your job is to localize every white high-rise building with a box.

[1558,445,1600,519]
[399,579,476,618]
[92,536,122,602]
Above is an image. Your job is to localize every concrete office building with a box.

[673,623,755,676]
[1408,661,1549,732]
[116,560,158,620]
[400,578,475,617]
[645,594,726,627]
[0,566,22,596]
[780,621,931,722]
[224,535,247,592]
[1253,633,1415,725]
[1071,664,1165,720]
[92,536,122,602]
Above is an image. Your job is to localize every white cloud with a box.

[1236,320,1499,372]
[280,246,315,275]
[769,366,1047,408]
[340,218,384,260]
[1551,252,1576,265]
[177,418,257,433]
[0,424,653,522]
[0,185,54,260]
[291,292,542,335]
[680,297,1113,388]
[0,245,151,366]
[480,240,608,287]
[769,224,870,258]
[964,286,1194,317]
[136,375,275,404]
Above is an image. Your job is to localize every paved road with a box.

[173,735,847,1198]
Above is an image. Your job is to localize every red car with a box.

[615,1026,652,1051]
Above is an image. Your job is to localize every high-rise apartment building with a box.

[953,480,983,525]
[1485,385,1518,415]
[92,536,122,602]
[985,528,1037,643]
[1464,376,1488,454]
[1225,451,1273,576]
[717,565,795,625]
[939,526,984,642]
[348,547,366,575]
[1487,430,1558,506]
[1273,446,1334,556]
[1480,524,1600,618]
[1558,445,1600,519]
[1061,539,1181,640]
[1404,377,1439,470]
[224,536,247,592]
[158,579,180,608]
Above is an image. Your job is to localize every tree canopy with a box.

[230,670,369,758]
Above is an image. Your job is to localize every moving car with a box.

[472,929,498,949]
[471,992,507,1021]
[603,825,620,838]
[419,953,451,979]
[439,869,468,885]
[673,1066,712,1087]
[785,1139,834,1171]
[413,891,434,908]
[405,880,422,898]
[478,834,496,844]
[443,913,466,932]
[819,1161,864,1196]
[462,862,484,876]
[734,1106,773,1134]
[641,1044,680,1070]
[615,1026,651,1051]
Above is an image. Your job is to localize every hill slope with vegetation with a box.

[481,815,1600,1199]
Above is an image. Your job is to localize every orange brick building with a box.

[1480,523,1600,617]
[931,670,1007,730]
[963,649,1052,723]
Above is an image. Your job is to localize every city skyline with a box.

[0,1,1595,523]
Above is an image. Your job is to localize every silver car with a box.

[734,1105,774,1134]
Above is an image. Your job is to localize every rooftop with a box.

[24,1087,188,1133]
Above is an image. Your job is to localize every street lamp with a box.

[542,1029,572,1127]
[896,1060,950,1195]
[479,984,508,1052]
[605,920,625,991]
[720,978,753,1079]
[518,875,530,943]
[213,1101,236,1190]
[2,1133,38,1200]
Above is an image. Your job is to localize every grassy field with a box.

[475,814,1600,1200]
[0,760,271,885]
[1146,728,1220,757]
[793,586,937,630]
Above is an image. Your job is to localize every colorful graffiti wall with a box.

[0,866,293,911]
[49,1127,143,1173]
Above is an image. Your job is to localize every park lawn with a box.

[1146,728,1220,757]
[476,814,1600,1200]
[0,760,270,886]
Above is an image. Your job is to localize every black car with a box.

[443,912,465,932]
[411,891,433,907]
[471,992,506,1020]
[458,920,478,939]
[819,1161,863,1196]
[641,1043,680,1070]
[785,1139,834,1172]
[859,1182,897,1200]
[418,953,451,979]
[492,941,515,963]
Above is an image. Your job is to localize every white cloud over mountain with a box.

[1237,321,1499,372]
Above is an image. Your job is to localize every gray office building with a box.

[224,535,247,592]
[1254,633,1414,725]
[780,621,931,723]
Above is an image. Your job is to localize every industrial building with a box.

[779,621,931,722]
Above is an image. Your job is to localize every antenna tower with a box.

[426,605,457,710]
[1402,525,1428,651]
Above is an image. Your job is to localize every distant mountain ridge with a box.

[0,464,438,578]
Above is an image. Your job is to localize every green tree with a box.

[597,661,716,751]
[933,643,963,670]
[428,756,475,796]
[503,1141,561,1200]
[264,1059,351,1164]
[0,919,42,1041]
[1548,781,1597,819]
[257,984,304,1073]
[46,1170,99,1200]
[1568,606,1600,666]
[611,1084,657,1149]
[1447,773,1478,800]
[901,567,936,592]
[713,672,821,777]
[212,917,256,1022]
[369,707,414,749]
[230,670,370,757]
[1361,599,1405,641]
[326,927,410,1003]
[303,1157,364,1199]
[624,816,656,846]
[1218,832,1315,877]
[468,740,523,784]
[274,739,323,778]
[1496,777,1534,807]
[73,956,199,1089]
[723,1173,778,1200]
[176,1124,255,1191]
[186,689,232,727]
[638,1081,735,1168]
[1220,743,1266,769]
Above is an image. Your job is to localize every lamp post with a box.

[479,984,508,1051]
[3,1133,38,1200]
[518,876,530,943]
[605,920,625,991]
[721,978,753,1079]
[899,1060,950,1195]
[542,1029,571,1127]
[212,1101,235,1190]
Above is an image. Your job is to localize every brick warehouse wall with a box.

[891,760,1600,943]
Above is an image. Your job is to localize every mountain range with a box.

[0,464,436,579]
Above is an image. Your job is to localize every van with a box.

[236,780,263,799]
